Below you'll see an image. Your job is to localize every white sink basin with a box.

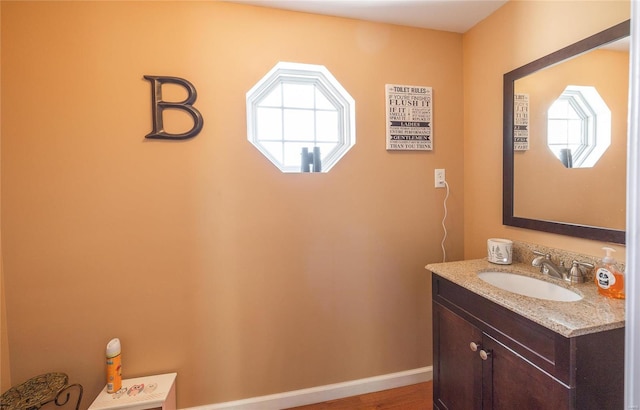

[477,271,582,302]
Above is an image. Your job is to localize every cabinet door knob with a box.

[469,342,481,352]
[479,349,492,361]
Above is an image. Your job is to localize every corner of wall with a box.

[0,0,12,392]
[1,272,11,392]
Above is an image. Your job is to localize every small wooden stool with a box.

[88,373,176,410]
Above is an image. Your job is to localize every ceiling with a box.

[226,0,508,33]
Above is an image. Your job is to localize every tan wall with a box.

[0,1,10,392]
[0,1,464,407]
[463,0,629,260]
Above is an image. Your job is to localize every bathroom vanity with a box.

[427,259,625,410]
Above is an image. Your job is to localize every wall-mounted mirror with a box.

[503,20,629,244]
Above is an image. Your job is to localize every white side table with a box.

[88,373,176,410]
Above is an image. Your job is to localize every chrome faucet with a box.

[531,251,594,284]
[532,251,567,279]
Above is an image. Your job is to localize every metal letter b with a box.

[144,75,204,140]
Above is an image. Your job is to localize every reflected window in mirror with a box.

[547,85,611,168]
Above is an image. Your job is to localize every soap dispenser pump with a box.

[594,247,625,299]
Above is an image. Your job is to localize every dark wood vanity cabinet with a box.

[433,303,571,409]
[432,274,624,410]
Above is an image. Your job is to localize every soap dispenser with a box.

[594,247,625,299]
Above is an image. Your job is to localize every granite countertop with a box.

[426,259,625,338]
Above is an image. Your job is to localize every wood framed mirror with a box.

[503,20,630,244]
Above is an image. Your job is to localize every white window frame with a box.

[547,85,611,168]
[246,62,356,173]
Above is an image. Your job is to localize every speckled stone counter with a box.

[426,258,625,338]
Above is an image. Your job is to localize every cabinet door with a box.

[482,334,571,410]
[433,302,482,409]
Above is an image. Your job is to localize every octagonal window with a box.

[246,62,356,173]
[547,85,611,168]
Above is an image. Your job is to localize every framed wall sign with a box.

[514,93,529,151]
[385,84,433,151]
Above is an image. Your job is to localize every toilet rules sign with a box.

[385,84,433,151]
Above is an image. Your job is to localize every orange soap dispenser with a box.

[594,247,625,299]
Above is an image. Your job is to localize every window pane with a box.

[316,111,339,142]
[283,83,315,108]
[316,89,335,110]
[566,120,583,144]
[256,107,283,141]
[548,100,569,118]
[548,119,567,144]
[283,142,312,168]
[284,109,314,141]
[565,104,582,120]
[258,84,282,107]
[315,142,339,162]
[260,142,284,163]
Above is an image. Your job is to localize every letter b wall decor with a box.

[144,75,204,140]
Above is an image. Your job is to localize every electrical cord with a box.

[441,180,450,262]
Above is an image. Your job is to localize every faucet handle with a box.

[568,260,595,284]
[533,250,551,258]
[573,260,594,269]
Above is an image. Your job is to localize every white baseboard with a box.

[184,366,432,410]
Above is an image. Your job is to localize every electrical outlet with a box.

[435,169,446,188]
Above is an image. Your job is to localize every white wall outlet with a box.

[435,169,446,188]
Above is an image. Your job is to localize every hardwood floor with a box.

[285,381,433,410]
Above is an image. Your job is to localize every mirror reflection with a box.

[513,36,627,229]
[547,85,611,169]
[503,20,629,244]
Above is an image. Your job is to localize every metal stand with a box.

[0,373,83,410]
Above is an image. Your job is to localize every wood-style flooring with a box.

[285,381,433,410]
